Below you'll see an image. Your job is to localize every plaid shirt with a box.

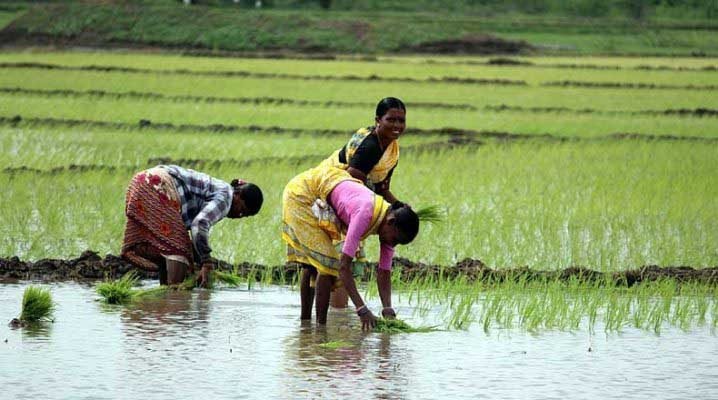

[161,165,233,263]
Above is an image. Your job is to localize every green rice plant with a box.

[18,286,55,323]
[415,205,446,224]
[97,271,170,304]
[374,318,439,334]
[96,271,140,304]
[211,270,243,287]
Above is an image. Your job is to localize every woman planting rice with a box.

[282,164,419,330]
[121,165,263,287]
[318,97,407,307]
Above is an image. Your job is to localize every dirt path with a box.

[1,251,716,286]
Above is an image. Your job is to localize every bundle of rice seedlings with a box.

[18,286,55,324]
[211,270,243,287]
[415,205,446,224]
[98,272,171,304]
[374,318,439,333]
[96,271,140,304]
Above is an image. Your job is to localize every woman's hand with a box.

[357,305,377,331]
[381,307,397,320]
[197,261,213,288]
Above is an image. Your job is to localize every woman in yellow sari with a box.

[319,97,407,307]
[319,97,406,204]
[282,164,419,330]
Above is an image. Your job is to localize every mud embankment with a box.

[1,251,717,286]
[543,80,718,91]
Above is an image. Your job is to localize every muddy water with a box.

[1,282,716,400]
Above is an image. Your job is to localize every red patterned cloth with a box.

[121,168,193,271]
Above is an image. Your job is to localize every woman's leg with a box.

[315,273,336,324]
[166,257,188,285]
[300,264,317,320]
[330,287,349,309]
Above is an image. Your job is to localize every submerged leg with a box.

[166,258,188,285]
[300,264,317,320]
[315,273,335,324]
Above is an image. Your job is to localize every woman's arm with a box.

[377,269,395,319]
[347,166,368,184]
[338,253,377,330]
[377,242,396,318]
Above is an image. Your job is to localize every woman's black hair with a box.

[389,201,419,245]
[231,180,263,216]
[376,97,406,118]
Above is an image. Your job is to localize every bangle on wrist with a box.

[356,304,369,317]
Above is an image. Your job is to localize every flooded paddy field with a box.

[1,50,717,397]
[2,282,717,400]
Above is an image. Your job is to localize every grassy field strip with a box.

[4,68,717,112]
[3,87,718,118]
[2,94,717,138]
[4,52,718,71]
[1,142,716,270]
[2,52,718,85]
[0,125,443,169]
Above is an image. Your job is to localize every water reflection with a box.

[281,313,410,399]
[121,290,211,340]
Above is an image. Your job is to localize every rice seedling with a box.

[211,270,243,287]
[17,286,55,323]
[96,271,170,304]
[96,271,139,304]
[373,318,439,334]
[415,205,446,224]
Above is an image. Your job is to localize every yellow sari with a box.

[281,164,390,277]
[319,127,400,188]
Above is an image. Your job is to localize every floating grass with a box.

[318,340,353,349]
[18,286,55,323]
[374,318,439,334]
[415,205,446,224]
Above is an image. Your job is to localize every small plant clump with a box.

[96,271,169,304]
[374,318,439,334]
[18,286,55,324]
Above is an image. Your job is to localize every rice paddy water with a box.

[1,50,717,399]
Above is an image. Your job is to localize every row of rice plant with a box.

[2,51,717,86]
[387,275,718,333]
[2,139,715,270]
[3,93,716,138]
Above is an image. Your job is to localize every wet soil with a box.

[404,35,533,55]
[543,80,718,91]
[1,251,716,286]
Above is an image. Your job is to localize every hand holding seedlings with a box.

[197,261,214,288]
[382,307,397,320]
[357,305,377,331]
